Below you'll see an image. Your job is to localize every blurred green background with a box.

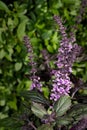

[0,0,87,129]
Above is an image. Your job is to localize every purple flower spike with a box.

[23,36,42,91]
[50,16,82,101]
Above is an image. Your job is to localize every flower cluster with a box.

[50,16,81,101]
[23,36,42,91]
[50,71,72,101]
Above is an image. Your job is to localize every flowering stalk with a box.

[23,36,42,91]
[50,16,81,101]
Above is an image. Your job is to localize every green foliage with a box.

[17,18,29,41]
[20,90,49,105]
[0,1,10,13]
[56,116,73,126]
[38,124,53,130]
[54,95,71,117]
[0,117,23,130]
[31,102,47,119]
[68,104,87,118]
[0,0,87,130]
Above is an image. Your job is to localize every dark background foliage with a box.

[0,0,87,129]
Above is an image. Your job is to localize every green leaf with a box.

[0,100,5,106]
[62,0,76,4]
[31,102,47,119]
[42,87,49,98]
[0,1,10,13]
[15,62,22,71]
[67,104,87,119]
[38,124,53,130]
[0,31,3,43]
[7,98,17,110]
[0,117,22,129]
[70,10,77,16]
[15,45,21,53]
[30,12,36,22]
[42,31,52,40]
[47,45,54,53]
[56,116,73,126]
[0,113,8,119]
[0,49,5,59]
[17,18,28,41]
[20,90,49,105]
[64,8,69,20]
[51,32,58,43]
[54,95,71,117]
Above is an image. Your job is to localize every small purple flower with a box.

[23,36,42,91]
[30,75,42,91]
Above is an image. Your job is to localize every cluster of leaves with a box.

[0,0,87,130]
[0,0,30,121]
[1,90,87,130]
